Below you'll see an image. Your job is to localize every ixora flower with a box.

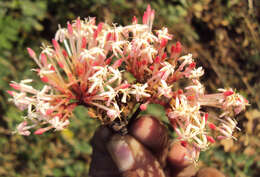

[8,5,249,162]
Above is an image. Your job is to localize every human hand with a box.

[89,115,225,177]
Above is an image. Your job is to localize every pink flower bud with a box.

[223,90,234,97]
[178,89,183,95]
[140,104,147,111]
[160,38,168,48]
[34,128,48,135]
[187,95,195,101]
[208,123,216,130]
[105,57,112,65]
[113,59,124,68]
[171,45,176,54]
[142,12,148,24]
[62,49,68,57]
[161,52,167,60]
[106,32,112,41]
[52,39,60,51]
[132,16,138,24]
[76,17,81,30]
[41,76,49,83]
[206,136,215,143]
[50,65,55,71]
[154,56,160,63]
[189,62,196,69]
[27,48,36,58]
[217,136,225,140]
[67,22,73,35]
[46,109,53,115]
[81,37,87,49]
[58,61,64,69]
[204,113,208,122]
[175,41,182,53]
[40,53,47,66]
[147,4,151,14]
[93,30,98,39]
[7,90,14,96]
[10,83,20,90]
[119,83,131,89]
[97,22,103,33]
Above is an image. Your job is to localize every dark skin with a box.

[89,116,226,177]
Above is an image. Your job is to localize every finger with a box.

[129,115,169,166]
[167,142,197,177]
[129,115,169,153]
[107,134,166,177]
[89,126,121,177]
[167,142,191,168]
[196,168,225,177]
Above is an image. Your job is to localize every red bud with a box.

[132,16,138,24]
[207,136,215,143]
[208,123,216,130]
[223,91,234,97]
[81,37,87,49]
[41,76,49,83]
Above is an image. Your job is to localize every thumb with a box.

[107,134,166,177]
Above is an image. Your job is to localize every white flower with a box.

[89,47,106,59]
[36,85,53,101]
[156,27,173,40]
[178,54,193,71]
[119,88,131,103]
[55,25,68,42]
[112,41,127,57]
[99,85,118,106]
[49,116,70,131]
[140,46,157,63]
[168,95,200,120]
[80,49,96,60]
[16,121,32,136]
[179,54,193,63]
[188,67,204,79]
[11,92,32,111]
[108,67,122,84]
[11,80,37,94]
[88,76,104,93]
[185,80,205,95]
[107,102,122,121]
[91,66,108,79]
[218,88,249,114]
[157,80,172,98]
[193,134,208,150]
[217,116,238,140]
[159,62,175,80]
[41,44,55,57]
[130,83,151,101]
[140,32,158,43]
[124,24,148,35]
[27,103,39,120]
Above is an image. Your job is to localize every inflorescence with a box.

[8,5,249,162]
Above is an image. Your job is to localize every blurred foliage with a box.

[0,0,260,176]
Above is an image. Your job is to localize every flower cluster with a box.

[8,5,248,162]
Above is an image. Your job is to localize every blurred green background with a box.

[0,0,259,176]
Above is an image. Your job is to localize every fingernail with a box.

[107,135,135,172]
